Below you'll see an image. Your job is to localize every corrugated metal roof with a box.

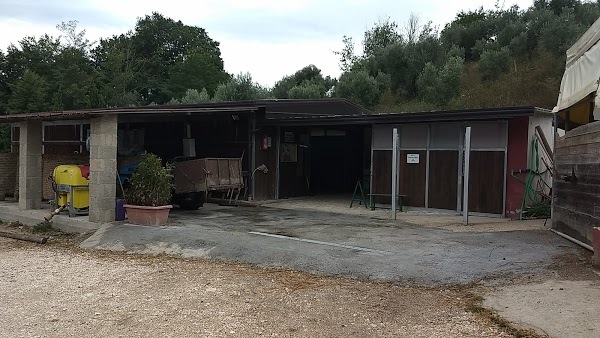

[261,106,549,126]
[0,99,370,123]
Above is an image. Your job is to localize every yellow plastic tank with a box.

[53,165,90,210]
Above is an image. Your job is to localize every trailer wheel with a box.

[177,192,204,210]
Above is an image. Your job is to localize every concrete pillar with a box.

[593,227,600,268]
[89,115,117,223]
[18,121,43,210]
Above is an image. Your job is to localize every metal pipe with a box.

[44,205,66,222]
[550,229,593,251]
[463,126,472,225]
[391,128,398,219]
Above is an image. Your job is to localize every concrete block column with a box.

[18,121,43,210]
[89,115,118,223]
[593,227,600,268]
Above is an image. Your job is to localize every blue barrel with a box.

[115,199,126,221]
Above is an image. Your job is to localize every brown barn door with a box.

[468,151,504,214]
[399,150,427,207]
[428,150,458,210]
[371,150,392,204]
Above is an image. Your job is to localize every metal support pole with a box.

[275,126,281,200]
[249,113,257,201]
[463,126,472,225]
[392,128,399,219]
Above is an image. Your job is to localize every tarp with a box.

[555,17,600,113]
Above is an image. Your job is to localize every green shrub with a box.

[523,200,551,218]
[126,153,173,206]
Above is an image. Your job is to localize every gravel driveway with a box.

[0,238,509,338]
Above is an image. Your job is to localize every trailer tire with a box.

[177,192,204,210]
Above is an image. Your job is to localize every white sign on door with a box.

[407,153,420,164]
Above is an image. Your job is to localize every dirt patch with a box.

[0,237,514,338]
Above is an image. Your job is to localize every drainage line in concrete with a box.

[248,231,391,255]
[550,229,593,251]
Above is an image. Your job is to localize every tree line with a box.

[0,0,599,120]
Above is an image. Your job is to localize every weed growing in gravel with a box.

[6,221,23,228]
[32,221,53,233]
[465,294,541,338]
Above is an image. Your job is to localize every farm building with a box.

[0,100,552,223]
[552,16,600,248]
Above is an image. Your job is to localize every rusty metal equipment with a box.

[172,157,244,209]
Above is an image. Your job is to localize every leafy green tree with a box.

[272,65,335,99]
[334,70,381,107]
[170,88,211,104]
[334,36,359,72]
[0,50,8,115]
[166,47,228,98]
[363,18,402,57]
[417,56,464,106]
[50,47,97,110]
[539,7,587,57]
[440,8,494,61]
[213,73,269,102]
[479,47,511,81]
[93,34,141,107]
[4,35,60,83]
[8,70,50,113]
[131,12,225,104]
[287,82,322,99]
[416,62,439,104]
[56,20,92,52]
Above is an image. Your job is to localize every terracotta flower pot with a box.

[124,204,172,226]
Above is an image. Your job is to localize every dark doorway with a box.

[309,128,365,194]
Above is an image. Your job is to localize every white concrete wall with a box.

[527,114,555,200]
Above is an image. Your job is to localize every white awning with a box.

[555,17,600,112]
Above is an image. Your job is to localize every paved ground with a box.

[0,237,510,338]
[81,204,581,285]
[484,279,600,338]
[4,202,599,337]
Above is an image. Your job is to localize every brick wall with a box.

[0,153,18,196]
[42,154,90,200]
[11,153,141,201]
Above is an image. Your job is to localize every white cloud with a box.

[217,37,342,86]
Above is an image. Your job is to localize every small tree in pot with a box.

[124,153,174,225]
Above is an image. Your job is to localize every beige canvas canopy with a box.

[554,16,600,125]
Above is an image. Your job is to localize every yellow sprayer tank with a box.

[52,165,90,215]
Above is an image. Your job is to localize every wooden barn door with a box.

[399,150,427,207]
[465,122,507,215]
[468,151,505,214]
[428,150,459,210]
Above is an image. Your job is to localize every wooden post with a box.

[463,127,472,225]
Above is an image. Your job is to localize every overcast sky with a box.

[0,0,533,86]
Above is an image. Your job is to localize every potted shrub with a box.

[124,153,174,225]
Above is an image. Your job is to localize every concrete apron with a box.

[0,202,100,233]
[78,205,583,285]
